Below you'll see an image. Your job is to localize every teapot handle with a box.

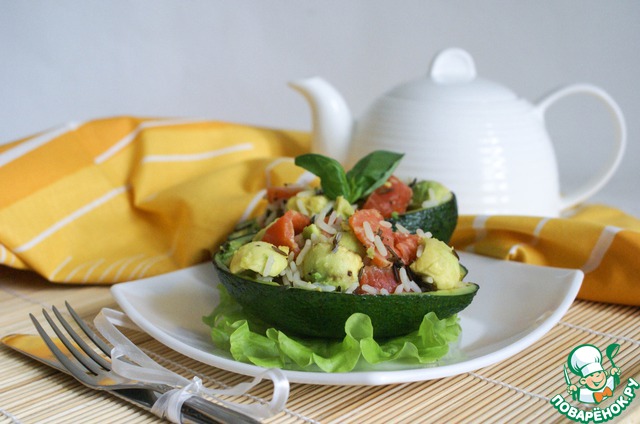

[535,84,627,211]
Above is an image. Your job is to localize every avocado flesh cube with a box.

[409,180,452,209]
[216,233,256,267]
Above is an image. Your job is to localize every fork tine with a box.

[29,313,98,387]
[64,301,111,357]
[51,305,112,370]
[40,309,105,375]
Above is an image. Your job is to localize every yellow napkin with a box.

[451,208,640,306]
[0,117,309,283]
[1,117,638,306]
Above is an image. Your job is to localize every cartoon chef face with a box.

[568,344,608,390]
[582,370,608,390]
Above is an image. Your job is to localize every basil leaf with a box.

[294,154,351,200]
[346,150,404,201]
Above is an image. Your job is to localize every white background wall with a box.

[2,1,638,214]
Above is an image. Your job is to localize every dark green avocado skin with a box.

[389,194,458,243]
[213,254,478,339]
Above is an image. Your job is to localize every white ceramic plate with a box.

[111,252,583,385]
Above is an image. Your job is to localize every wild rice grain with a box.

[256,275,273,283]
[296,198,309,216]
[293,280,317,290]
[345,282,359,294]
[409,280,422,293]
[399,267,411,292]
[420,188,439,208]
[296,239,312,265]
[313,283,336,292]
[361,284,378,295]
[296,190,313,198]
[316,218,337,235]
[271,245,288,256]
[363,221,375,241]
[290,265,302,283]
[263,255,274,276]
[331,232,343,253]
[316,201,334,220]
[327,211,338,226]
[395,223,410,234]
[373,235,388,257]
[314,202,337,234]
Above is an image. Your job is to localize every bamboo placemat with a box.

[1,265,639,424]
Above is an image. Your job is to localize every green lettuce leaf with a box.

[203,285,461,373]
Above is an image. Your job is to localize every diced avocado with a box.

[229,241,289,277]
[334,195,355,218]
[410,238,461,290]
[215,234,254,267]
[459,263,469,279]
[302,223,321,239]
[301,242,362,291]
[410,180,453,209]
[337,230,366,256]
[286,193,329,216]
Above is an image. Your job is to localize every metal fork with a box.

[30,302,261,424]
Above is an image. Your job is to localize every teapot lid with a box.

[389,48,518,103]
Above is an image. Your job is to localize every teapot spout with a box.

[289,77,353,163]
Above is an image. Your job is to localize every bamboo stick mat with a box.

[1,265,639,424]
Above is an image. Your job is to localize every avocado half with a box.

[212,254,478,339]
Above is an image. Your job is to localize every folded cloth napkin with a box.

[0,117,310,283]
[1,117,638,307]
[451,208,640,306]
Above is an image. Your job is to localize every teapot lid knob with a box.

[387,47,517,102]
[430,48,476,84]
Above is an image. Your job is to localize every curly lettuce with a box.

[203,285,461,373]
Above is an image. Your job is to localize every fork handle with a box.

[180,396,262,424]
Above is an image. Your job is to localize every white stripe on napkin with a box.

[0,122,82,168]
[581,225,622,273]
[14,185,128,253]
[141,143,253,163]
[95,118,207,164]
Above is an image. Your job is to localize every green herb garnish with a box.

[294,150,404,203]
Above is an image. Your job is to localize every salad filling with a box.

[218,151,466,295]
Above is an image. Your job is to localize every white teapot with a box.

[290,48,626,217]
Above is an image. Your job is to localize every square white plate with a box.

[111,252,583,385]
